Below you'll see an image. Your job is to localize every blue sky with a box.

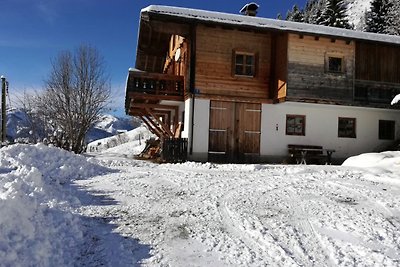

[0,0,305,116]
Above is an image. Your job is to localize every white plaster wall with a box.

[192,99,210,159]
[181,99,191,139]
[182,98,210,161]
[261,102,400,159]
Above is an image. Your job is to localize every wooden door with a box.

[236,102,261,162]
[208,101,261,162]
[208,101,235,162]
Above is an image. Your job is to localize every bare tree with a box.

[15,91,49,144]
[36,45,110,153]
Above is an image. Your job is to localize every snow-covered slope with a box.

[5,108,139,144]
[86,114,141,143]
[86,125,153,154]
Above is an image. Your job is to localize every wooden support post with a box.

[145,115,168,138]
[142,114,169,138]
[139,115,163,138]
[146,108,174,137]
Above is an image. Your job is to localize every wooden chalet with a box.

[125,4,400,163]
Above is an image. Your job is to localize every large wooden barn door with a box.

[208,101,261,162]
[236,102,261,162]
[208,101,235,162]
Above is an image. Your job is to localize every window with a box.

[286,115,305,136]
[327,56,344,73]
[379,120,395,140]
[234,52,255,77]
[338,117,356,138]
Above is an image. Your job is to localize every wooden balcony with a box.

[126,70,184,103]
[125,70,185,139]
[354,80,400,105]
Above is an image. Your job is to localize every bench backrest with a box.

[288,144,324,155]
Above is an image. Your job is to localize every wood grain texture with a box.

[356,42,400,83]
[286,34,355,101]
[195,25,271,99]
[208,101,261,162]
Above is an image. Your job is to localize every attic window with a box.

[234,52,256,77]
[327,56,344,73]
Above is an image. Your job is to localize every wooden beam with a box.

[129,107,175,117]
[130,103,179,111]
[146,108,174,137]
[139,115,162,138]
[127,92,184,102]
[130,106,177,134]
[149,20,190,37]
[142,114,168,138]
[140,110,170,138]
[131,103,179,126]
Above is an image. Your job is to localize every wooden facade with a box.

[195,25,271,101]
[286,34,355,103]
[125,5,400,162]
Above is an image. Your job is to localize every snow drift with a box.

[0,144,108,266]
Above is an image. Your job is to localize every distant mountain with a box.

[5,108,141,144]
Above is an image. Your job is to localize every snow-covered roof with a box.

[141,5,400,46]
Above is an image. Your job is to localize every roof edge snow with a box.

[140,5,400,46]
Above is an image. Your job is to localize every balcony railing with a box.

[126,70,184,97]
[354,80,400,104]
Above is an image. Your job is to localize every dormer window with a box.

[234,52,256,77]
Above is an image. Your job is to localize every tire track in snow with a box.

[284,187,336,267]
[323,180,400,261]
[216,186,301,266]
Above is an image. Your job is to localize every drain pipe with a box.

[189,24,197,155]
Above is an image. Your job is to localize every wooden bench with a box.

[288,144,335,165]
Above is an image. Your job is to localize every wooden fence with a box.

[162,138,188,163]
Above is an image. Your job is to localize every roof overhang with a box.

[135,8,191,73]
[139,5,400,47]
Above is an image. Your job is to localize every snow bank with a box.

[342,151,400,178]
[0,144,108,266]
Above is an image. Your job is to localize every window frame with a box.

[286,114,306,136]
[338,117,356,138]
[325,53,345,74]
[379,120,395,140]
[233,51,256,78]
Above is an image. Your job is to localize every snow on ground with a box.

[0,144,109,266]
[1,132,400,266]
[86,125,153,154]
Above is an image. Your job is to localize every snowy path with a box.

[75,153,400,266]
